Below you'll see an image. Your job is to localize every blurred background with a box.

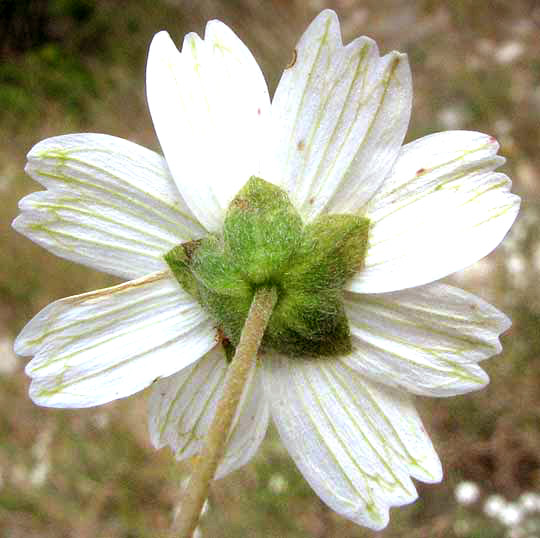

[1,0,540,536]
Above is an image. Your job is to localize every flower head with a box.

[455,481,481,505]
[13,10,519,530]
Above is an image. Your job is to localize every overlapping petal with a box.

[262,9,411,222]
[343,282,510,397]
[264,355,441,530]
[350,131,520,293]
[14,134,204,280]
[16,271,216,408]
[149,349,269,478]
[146,22,271,232]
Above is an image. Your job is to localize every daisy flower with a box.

[13,10,519,530]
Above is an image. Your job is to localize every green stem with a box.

[173,286,278,538]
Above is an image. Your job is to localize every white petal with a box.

[149,349,269,478]
[350,131,520,293]
[15,271,216,408]
[14,134,205,280]
[264,356,441,530]
[344,282,510,397]
[146,24,270,231]
[262,9,411,221]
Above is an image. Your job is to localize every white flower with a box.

[0,335,17,374]
[13,10,519,530]
[500,503,524,527]
[455,481,480,505]
[520,492,540,512]
[485,495,507,518]
[29,460,50,488]
[495,40,524,65]
[268,473,288,494]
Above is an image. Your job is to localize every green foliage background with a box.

[1,1,539,536]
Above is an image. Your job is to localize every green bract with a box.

[165,177,370,358]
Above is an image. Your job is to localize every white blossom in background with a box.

[268,473,288,494]
[500,503,524,527]
[520,492,540,513]
[12,9,519,530]
[437,105,468,129]
[91,411,110,430]
[494,118,512,137]
[0,335,17,375]
[455,481,480,505]
[485,494,507,518]
[31,427,53,461]
[29,460,50,488]
[495,41,525,65]
[505,252,528,290]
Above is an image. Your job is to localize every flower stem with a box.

[173,286,278,538]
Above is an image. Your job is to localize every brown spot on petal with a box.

[297,139,305,151]
[286,49,297,69]
[416,168,426,175]
[64,271,169,304]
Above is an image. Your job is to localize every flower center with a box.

[165,177,370,359]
